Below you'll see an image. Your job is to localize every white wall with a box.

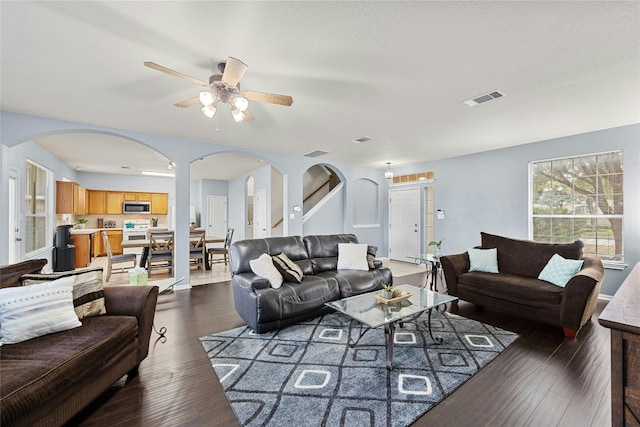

[396,124,640,296]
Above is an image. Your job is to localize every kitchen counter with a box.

[70,227,122,234]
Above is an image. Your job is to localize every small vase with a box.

[382,290,394,299]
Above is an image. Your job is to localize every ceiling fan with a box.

[144,57,293,122]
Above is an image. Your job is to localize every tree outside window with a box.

[25,161,50,254]
[531,151,623,263]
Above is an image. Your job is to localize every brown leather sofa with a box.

[230,234,392,333]
[0,259,159,427]
[441,232,604,339]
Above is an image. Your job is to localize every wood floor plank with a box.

[67,274,612,427]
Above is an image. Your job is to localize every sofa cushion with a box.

[481,232,583,278]
[272,253,304,283]
[231,236,311,275]
[458,272,563,307]
[304,234,358,273]
[0,315,138,424]
[317,268,391,298]
[254,275,341,322]
[538,253,584,287]
[337,243,369,271]
[0,276,82,344]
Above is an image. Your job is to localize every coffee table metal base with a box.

[348,304,447,370]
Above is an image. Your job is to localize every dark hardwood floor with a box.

[69,273,611,427]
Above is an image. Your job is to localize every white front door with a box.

[206,195,227,239]
[389,187,420,261]
[253,187,268,239]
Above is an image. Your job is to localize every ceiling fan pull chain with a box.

[216,111,220,132]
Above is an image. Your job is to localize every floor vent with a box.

[304,149,330,158]
[462,90,506,107]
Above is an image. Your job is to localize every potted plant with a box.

[428,238,445,258]
[76,218,89,229]
[382,284,394,299]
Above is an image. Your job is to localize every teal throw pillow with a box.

[468,248,499,273]
[538,253,583,287]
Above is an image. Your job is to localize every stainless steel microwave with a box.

[123,201,151,214]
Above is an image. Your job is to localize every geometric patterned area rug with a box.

[199,311,519,427]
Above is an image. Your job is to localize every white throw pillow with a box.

[538,253,584,287]
[337,243,369,271]
[468,248,499,273]
[249,253,284,289]
[0,276,82,345]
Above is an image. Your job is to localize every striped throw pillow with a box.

[272,253,304,283]
[0,276,82,345]
[21,269,106,319]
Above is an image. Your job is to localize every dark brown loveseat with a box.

[441,233,604,339]
[0,259,159,427]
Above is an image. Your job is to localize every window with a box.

[530,151,623,264]
[25,161,51,254]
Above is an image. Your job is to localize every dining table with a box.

[121,235,224,270]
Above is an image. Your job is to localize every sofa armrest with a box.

[103,285,159,364]
[440,253,470,296]
[233,272,271,292]
[560,257,604,330]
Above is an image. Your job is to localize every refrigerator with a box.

[53,224,75,272]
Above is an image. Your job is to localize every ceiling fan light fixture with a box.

[201,104,216,118]
[231,107,245,122]
[199,91,215,106]
[232,96,249,112]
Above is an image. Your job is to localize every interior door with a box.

[253,187,268,239]
[207,195,227,239]
[389,187,420,261]
[8,169,20,263]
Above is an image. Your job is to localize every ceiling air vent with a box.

[462,90,506,107]
[304,149,330,158]
[352,136,372,144]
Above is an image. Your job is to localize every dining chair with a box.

[189,229,206,269]
[147,230,174,277]
[208,228,234,266]
[101,231,137,282]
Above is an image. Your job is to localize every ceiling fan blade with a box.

[221,57,248,87]
[244,91,293,106]
[144,61,207,86]
[174,97,200,108]
[242,110,255,122]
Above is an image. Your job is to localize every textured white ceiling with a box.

[2,1,639,179]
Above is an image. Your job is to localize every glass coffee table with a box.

[325,284,458,370]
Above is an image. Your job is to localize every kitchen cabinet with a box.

[151,193,168,214]
[93,230,123,257]
[87,190,106,214]
[124,192,154,202]
[73,185,87,215]
[73,232,93,268]
[106,192,124,214]
[56,181,78,214]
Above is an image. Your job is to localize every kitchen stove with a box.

[122,219,150,255]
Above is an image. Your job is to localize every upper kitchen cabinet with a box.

[124,192,151,201]
[89,191,125,214]
[56,181,86,214]
[150,193,168,214]
[87,190,106,214]
[106,192,125,214]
